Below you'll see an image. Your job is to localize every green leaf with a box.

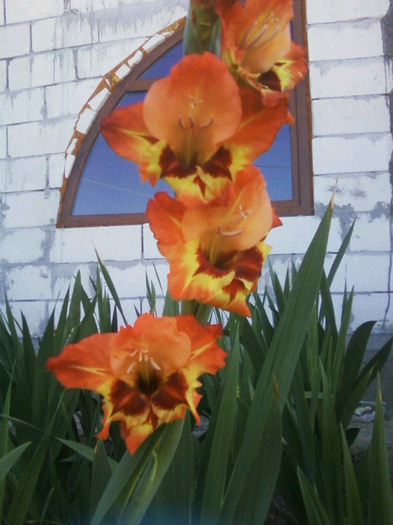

[297,468,332,525]
[120,420,184,524]
[96,251,128,325]
[340,426,364,525]
[144,413,194,525]
[0,443,31,483]
[91,425,168,524]
[199,327,240,523]
[327,221,355,286]
[90,440,116,516]
[57,438,118,472]
[219,201,333,522]
[7,436,49,524]
[233,382,282,525]
[367,377,393,525]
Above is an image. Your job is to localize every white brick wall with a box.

[0,0,392,340]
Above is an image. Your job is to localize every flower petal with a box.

[100,103,156,165]
[143,52,242,167]
[46,333,114,391]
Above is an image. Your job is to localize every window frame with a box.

[58,3,313,228]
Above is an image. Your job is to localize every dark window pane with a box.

[139,41,183,79]
[254,125,293,201]
[72,91,173,215]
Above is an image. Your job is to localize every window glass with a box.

[71,42,293,217]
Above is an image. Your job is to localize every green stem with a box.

[181,300,212,325]
[181,299,198,316]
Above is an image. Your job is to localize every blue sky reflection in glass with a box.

[72,42,292,217]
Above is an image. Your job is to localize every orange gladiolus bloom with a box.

[147,166,279,316]
[101,52,288,206]
[217,0,307,105]
[47,314,225,455]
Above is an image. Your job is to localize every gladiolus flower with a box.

[47,314,225,455]
[217,0,307,105]
[147,166,280,316]
[101,52,288,206]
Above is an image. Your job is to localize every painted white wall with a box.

[0,0,392,338]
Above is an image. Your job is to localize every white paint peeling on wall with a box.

[0,0,392,339]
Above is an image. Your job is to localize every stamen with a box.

[247,25,280,51]
[239,19,259,49]
[126,361,137,374]
[149,356,161,371]
[244,23,268,50]
[239,205,251,219]
[178,115,186,129]
[188,114,195,128]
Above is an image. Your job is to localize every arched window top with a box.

[58,6,312,229]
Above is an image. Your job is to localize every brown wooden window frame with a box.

[58,3,313,229]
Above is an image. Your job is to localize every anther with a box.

[200,117,214,129]
[188,114,195,128]
[149,357,161,371]
[126,362,137,374]
[178,115,186,129]
[239,205,251,219]
[220,229,243,237]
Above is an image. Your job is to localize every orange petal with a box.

[46,333,114,391]
[143,52,242,166]
[227,88,289,160]
[100,103,156,165]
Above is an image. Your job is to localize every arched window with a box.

[58,6,312,228]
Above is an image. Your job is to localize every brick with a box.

[0,88,45,126]
[5,265,53,300]
[350,214,391,252]
[98,3,188,43]
[0,24,30,59]
[0,228,46,263]
[104,263,147,297]
[314,172,392,212]
[48,154,66,188]
[307,20,383,62]
[266,214,342,255]
[145,261,169,295]
[0,127,6,158]
[4,300,48,337]
[77,39,144,78]
[70,0,156,12]
[143,224,164,259]
[8,118,75,157]
[112,298,141,325]
[46,79,99,118]
[312,96,390,136]
[0,157,47,192]
[329,253,390,293]
[0,1,3,25]
[54,50,76,83]
[306,0,390,24]
[9,54,54,90]
[5,0,63,24]
[0,60,7,91]
[3,190,59,228]
[309,58,389,99]
[32,13,98,52]
[347,292,390,332]
[312,134,392,175]
[50,225,142,263]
